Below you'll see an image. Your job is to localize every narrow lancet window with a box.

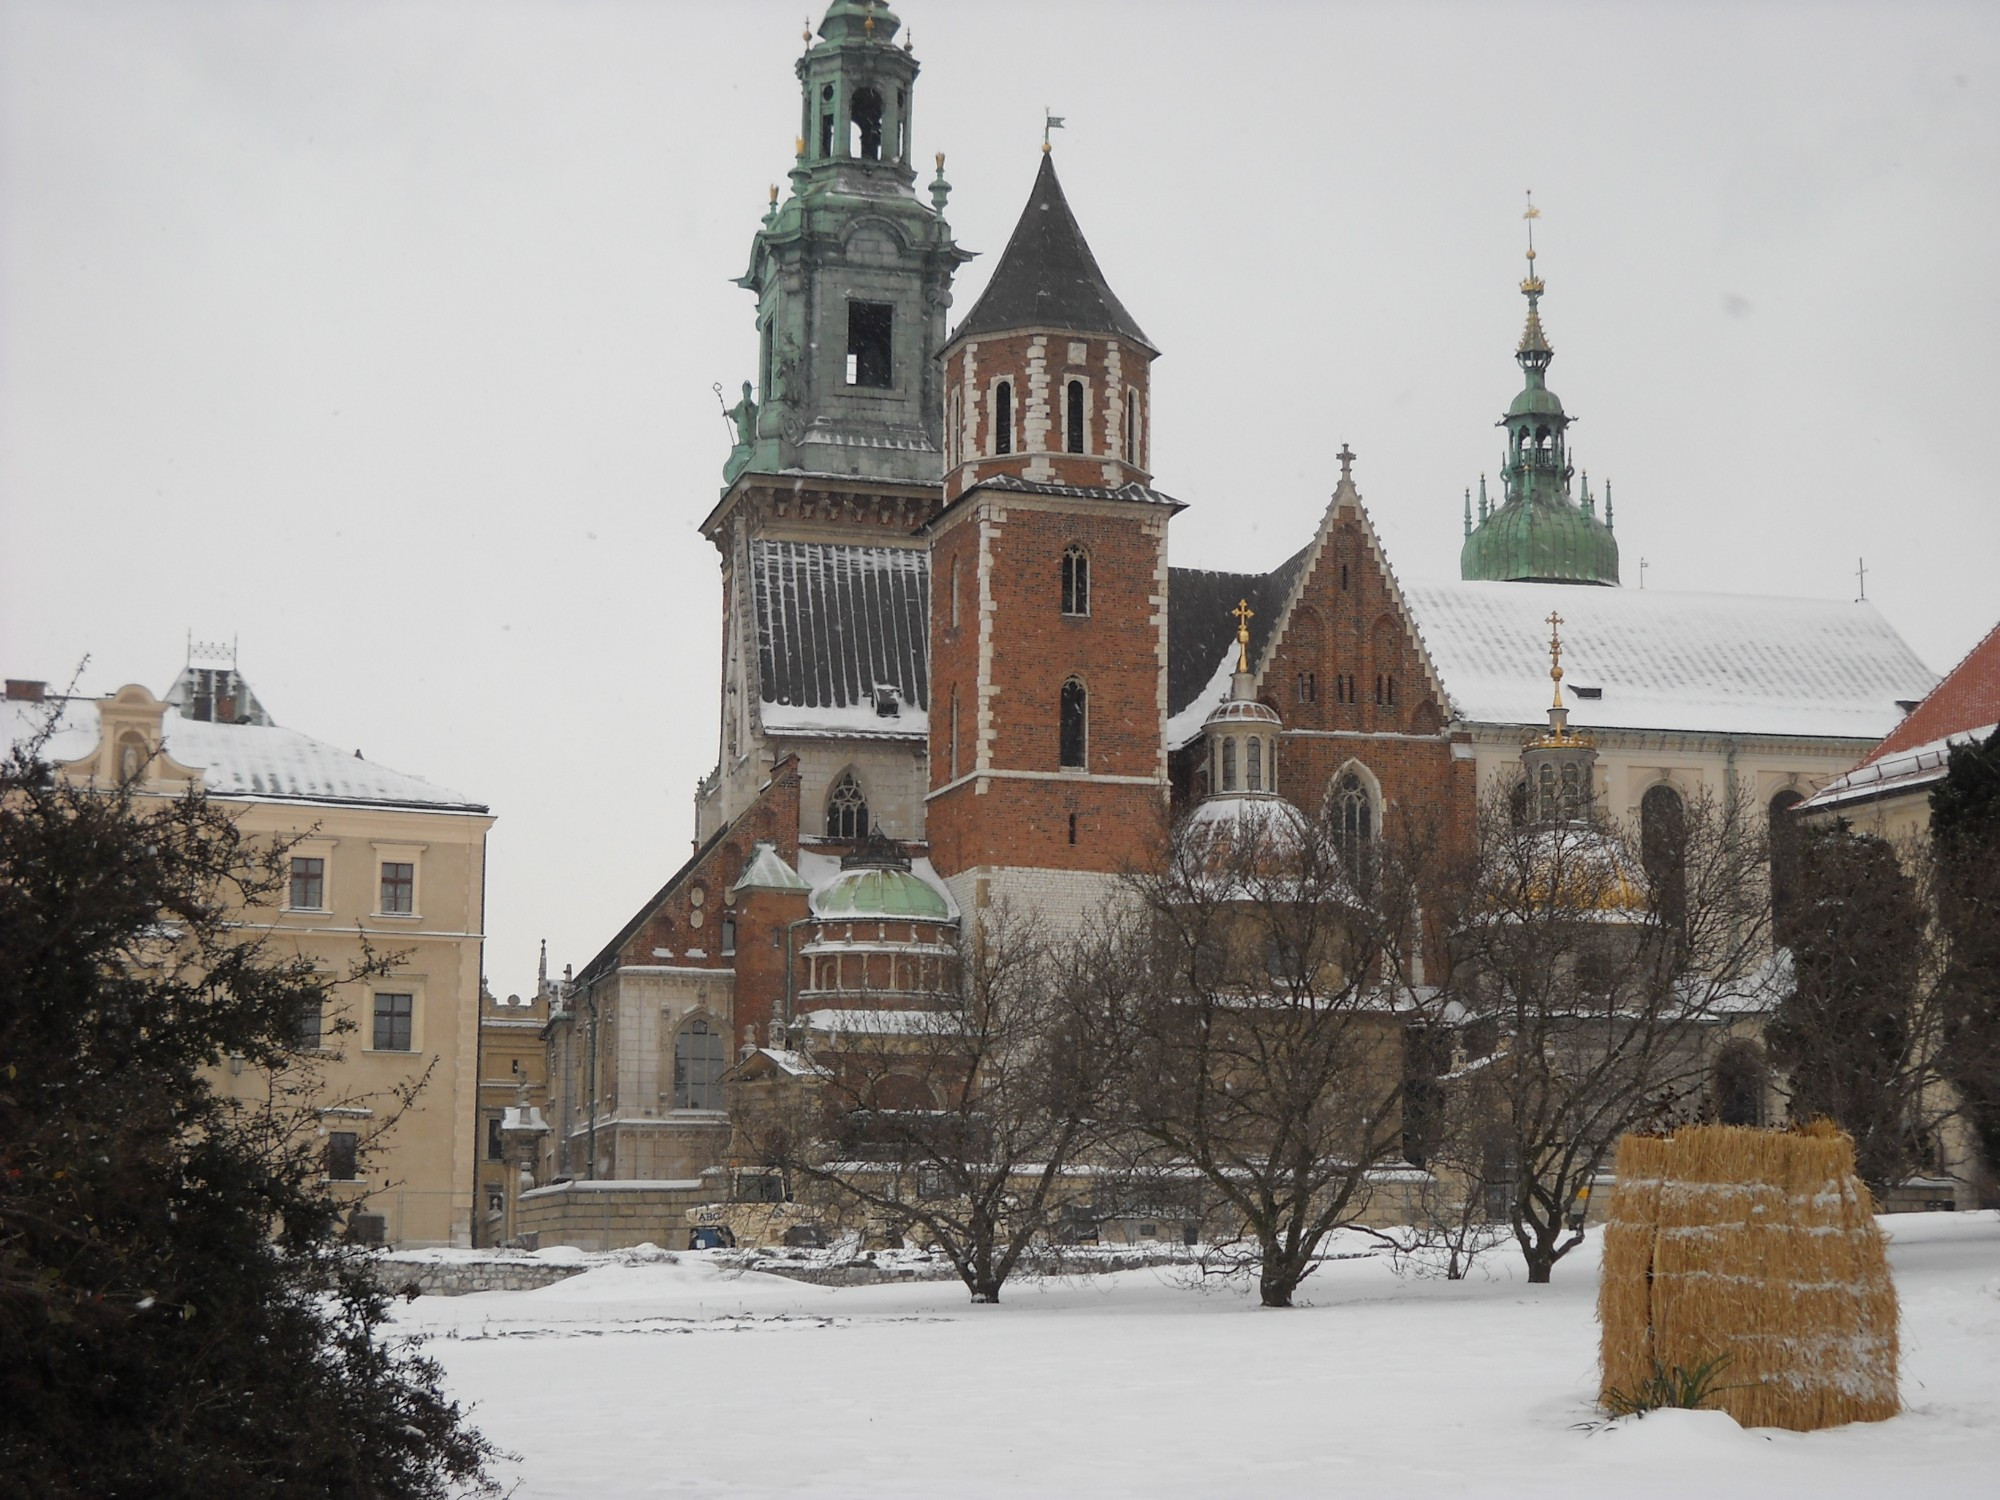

[1059,679,1087,769]
[1061,546,1090,616]
[995,381,1013,455]
[1066,380,1085,454]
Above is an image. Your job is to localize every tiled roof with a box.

[1857,619,2000,767]
[949,153,1153,350]
[1801,721,1999,812]
[1398,581,1935,741]
[1166,546,1312,740]
[752,540,929,739]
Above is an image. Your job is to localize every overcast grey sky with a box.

[4,0,1996,993]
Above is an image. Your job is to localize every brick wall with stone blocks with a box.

[942,332,1154,502]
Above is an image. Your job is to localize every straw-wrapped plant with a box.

[1598,1122,1899,1431]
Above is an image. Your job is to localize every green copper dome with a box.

[1460,231,1620,587]
[813,866,950,920]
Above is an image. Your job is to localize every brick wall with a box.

[941,332,1154,502]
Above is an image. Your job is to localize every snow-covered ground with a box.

[407,1212,2000,1498]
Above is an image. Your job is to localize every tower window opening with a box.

[1374,674,1384,705]
[846,301,893,388]
[1221,736,1237,791]
[1247,737,1263,792]
[1066,380,1085,454]
[1059,679,1087,770]
[896,88,907,159]
[1061,545,1090,616]
[995,380,1013,455]
[1340,563,1350,591]
[1538,762,1557,822]
[1299,672,1316,704]
[1067,812,1078,845]
[1536,425,1551,452]
[819,113,834,159]
[850,86,884,160]
[1385,674,1396,707]
[1123,389,1136,463]
[827,770,869,839]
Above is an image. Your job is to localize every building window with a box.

[720,915,737,956]
[1641,783,1688,922]
[950,554,961,629]
[1067,812,1078,845]
[826,771,869,840]
[1061,545,1090,616]
[1247,737,1263,792]
[295,997,325,1051]
[1066,380,1085,454]
[372,993,414,1052]
[1713,1043,1767,1127]
[380,861,414,914]
[1333,770,1374,886]
[949,388,963,466]
[289,856,325,911]
[325,1131,360,1182]
[994,380,1013,455]
[1298,672,1316,704]
[1222,736,1237,791]
[818,83,834,158]
[1769,789,1806,920]
[1560,762,1584,820]
[846,301,893,388]
[849,85,884,160]
[1059,679,1087,770]
[674,1018,727,1110]
[486,1114,504,1162]
[1123,389,1138,464]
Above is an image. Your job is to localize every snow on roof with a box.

[1800,721,1999,813]
[752,539,929,741]
[1857,617,2000,768]
[4,696,484,813]
[730,840,810,896]
[1166,646,1237,751]
[1398,580,1935,741]
[796,847,961,922]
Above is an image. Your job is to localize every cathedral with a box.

[534,0,1934,1202]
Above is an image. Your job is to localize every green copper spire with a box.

[1459,196,1620,587]
[724,1,973,488]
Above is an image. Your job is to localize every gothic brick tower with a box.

[925,148,1180,918]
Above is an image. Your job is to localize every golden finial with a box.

[1546,609,1565,708]
[769,184,779,206]
[864,12,875,34]
[803,16,812,44]
[794,135,806,158]
[1232,599,1255,673]
[1521,190,1545,294]
[936,151,945,172]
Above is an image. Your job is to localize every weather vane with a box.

[1043,109,1065,151]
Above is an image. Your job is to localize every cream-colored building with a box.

[4,664,493,1247]
[475,966,552,1246]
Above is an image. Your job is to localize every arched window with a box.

[1123,389,1136,463]
[1061,545,1090,616]
[1560,761,1582,820]
[1247,737,1263,792]
[1508,780,1529,827]
[1713,1041,1766,1127]
[826,770,869,840]
[1059,679,1087,769]
[1538,763,1558,821]
[1221,737,1237,791]
[994,380,1013,455]
[1066,380,1085,454]
[1769,789,1806,922]
[850,86,884,160]
[1641,783,1687,921]
[1333,770,1374,887]
[673,1018,727,1110]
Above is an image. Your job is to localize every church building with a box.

[532,0,1936,1222]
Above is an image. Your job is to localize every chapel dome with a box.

[811,864,951,921]
[1460,496,1619,587]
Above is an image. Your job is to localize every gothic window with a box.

[850,86,884,159]
[995,380,1013,455]
[1298,672,1316,704]
[673,1018,727,1110]
[826,771,869,839]
[1538,763,1558,821]
[1247,737,1263,792]
[1123,389,1136,463]
[846,301,892,388]
[1769,789,1806,921]
[1333,770,1374,887]
[1066,380,1086,454]
[1059,679,1087,769]
[1061,545,1090,616]
[1221,737,1237,791]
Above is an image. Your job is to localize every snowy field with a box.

[406,1212,2000,1498]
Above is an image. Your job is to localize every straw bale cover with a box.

[1598,1122,1899,1431]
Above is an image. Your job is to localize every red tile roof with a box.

[1862,618,2000,766]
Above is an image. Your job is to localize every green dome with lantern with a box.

[1460,201,1620,588]
[810,832,951,921]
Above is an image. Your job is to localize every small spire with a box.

[1478,473,1489,521]
[1579,469,1593,516]
[1463,487,1473,538]
[537,938,548,990]
[1604,478,1614,530]
[1043,109,1065,152]
[930,151,951,211]
[1232,598,1255,673]
[1547,609,1566,710]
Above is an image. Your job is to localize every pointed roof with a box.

[950,153,1153,350]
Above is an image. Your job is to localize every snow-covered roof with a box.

[796,847,960,921]
[1800,721,1999,813]
[5,696,484,813]
[752,539,929,740]
[730,840,810,897]
[1398,580,1935,741]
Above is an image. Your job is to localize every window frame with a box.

[844,300,894,389]
[1061,545,1091,617]
[288,854,328,912]
[672,1016,728,1112]
[369,991,416,1054]
[1059,677,1088,771]
[826,769,870,840]
[324,1130,361,1183]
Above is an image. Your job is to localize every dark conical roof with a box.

[951,153,1153,350]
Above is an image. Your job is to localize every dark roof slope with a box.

[753,540,930,720]
[1167,544,1313,718]
[950,153,1153,350]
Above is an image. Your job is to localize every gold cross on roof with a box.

[1232,599,1255,672]
[1546,610,1566,705]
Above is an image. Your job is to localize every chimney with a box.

[5,680,47,702]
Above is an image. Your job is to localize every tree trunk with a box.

[1258,1245,1304,1307]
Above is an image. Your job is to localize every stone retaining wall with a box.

[371,1256,588,1297]
[515,1178,710,1251]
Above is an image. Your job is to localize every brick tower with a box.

[925,147,1181,920]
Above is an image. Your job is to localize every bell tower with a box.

[725,0,972,486]
[925,147,1180,917]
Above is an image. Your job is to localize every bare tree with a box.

[1110,802,1445,1308]
[748,906,1114,1303]
[1438,786,1775,1283]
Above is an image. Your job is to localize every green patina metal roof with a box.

[812,864,950,920]
[1461,496,1620,586]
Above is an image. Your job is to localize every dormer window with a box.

[872,684,902,717]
